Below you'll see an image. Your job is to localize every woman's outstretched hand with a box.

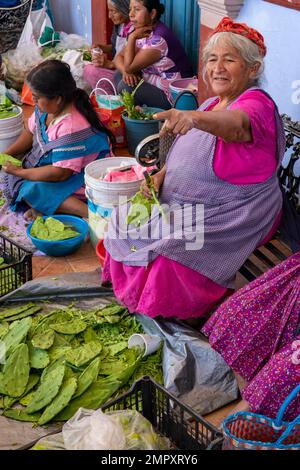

[153,109,196,136]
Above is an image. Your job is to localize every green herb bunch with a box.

[121,80,154,120]
[126,172,165,227]
[0,96,17,120]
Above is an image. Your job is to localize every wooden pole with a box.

[91,0,112,44]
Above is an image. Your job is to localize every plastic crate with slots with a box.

[0,233,32,297]
[101,376,223,450]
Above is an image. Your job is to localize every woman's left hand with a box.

[131,26,153,40]
[153,109,196,136]
[2,162,22,176]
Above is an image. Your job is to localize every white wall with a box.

[49,0,92,42]
[237,0,300,121]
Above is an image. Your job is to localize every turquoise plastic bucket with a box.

[122,107,163,155]
[170,78,198,110]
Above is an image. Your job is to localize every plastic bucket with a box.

[0,106,23,153]
[122,107,163,155]
[170,78,198,110]
[96,239,106,267]
[85,157,142,247]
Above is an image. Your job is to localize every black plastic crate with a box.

[0,233,32,297]
[102,376,224,450]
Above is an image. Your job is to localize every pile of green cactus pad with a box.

[0,303,162,425]
[0,154,22,167]
[0,97,18,120]
[30,217,80,242]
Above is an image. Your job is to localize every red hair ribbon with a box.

[212,17,267,57]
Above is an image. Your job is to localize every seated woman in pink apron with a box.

[2,60,113,220]
[83,0,133,91]
[202,252,300,421]
[102,17,285,322]
[114,0,193,109]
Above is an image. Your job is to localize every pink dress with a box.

[28,106,101,200]
[134,21,192,103]
[102,90,281,320]
[136,34,182,102]
[202,252,300,420]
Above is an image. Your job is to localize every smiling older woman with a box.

[102,17,286,323]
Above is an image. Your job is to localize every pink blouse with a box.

[28,106,99,174]
[206,89,277,185]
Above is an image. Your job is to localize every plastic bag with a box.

[61,49,89,92]
[90,78,126,147]
[58,32,89,51]
[3,45,42,91]
[31,433,65,451]
[62,408,169,451]
[21,81,34,106]
[18,2,54,48]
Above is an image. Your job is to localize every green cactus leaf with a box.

[48,345,72,362]
[7,306,42,322]
[31,329,55,350]
[65,341,102,368]
[51,319,87,335]
[3,408,41,422]
[38,377,77,425]
[83,327,98,343]
[2,344,30,397]
[19,390,36,406]
[0,304,36,320]
[94,304,126,317]
[26,363,65,414]
[3,395,14,409]
[2,317,32,357]
[72,357,100,399]
[40,358,64,383]
[107,341,128,356]
[55,377,121,422]
[28,342,50,369]
[5,374,41,408]
[0,321,9,339]
[0,373,6,395]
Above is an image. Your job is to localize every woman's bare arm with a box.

[154,109,252,143]
[123,32,160,74]
[2,163,74,182]
[4,129,33,157]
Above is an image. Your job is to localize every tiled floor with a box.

[32,240,100,279]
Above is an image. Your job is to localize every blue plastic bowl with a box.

[26,215,89,257]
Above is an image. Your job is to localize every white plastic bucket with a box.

[0,106,23,153]
[85,157,142,247]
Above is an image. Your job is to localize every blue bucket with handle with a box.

[122,107,163,155]
[170,78,198,110]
